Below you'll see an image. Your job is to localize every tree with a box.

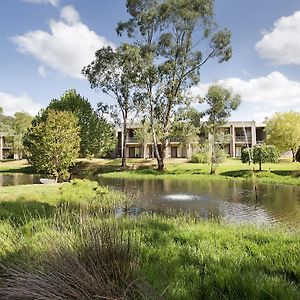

[117,0,232,170]
[24,110,80,182]
[83,44,144,167]
[265,112,300,162]
[47,90,115,158]
[242,144,279,171]
[204,85,241,174]
[12,112,32,159]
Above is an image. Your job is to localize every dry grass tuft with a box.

[0,216,157,300]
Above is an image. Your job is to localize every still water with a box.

[98,177,300,228]
[1,174,300,228]
[0,174,41,186]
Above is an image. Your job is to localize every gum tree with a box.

[117,0,232,170]
[82,44,144,167]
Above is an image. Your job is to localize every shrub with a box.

[189,152,210,164]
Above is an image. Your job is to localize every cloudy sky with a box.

[1,0,300,121]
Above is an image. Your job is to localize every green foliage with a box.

[202,84,240,173]
[24,110,80,181]
[47,90,115,158]
[114,0,234,170]
[265,112,300,161]
[242,144,280,170]
[12,112,32,159]
[83,45,144,167]
[190,152,210,164]
[58,179,128,211]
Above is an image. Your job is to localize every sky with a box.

[1,0,300,121]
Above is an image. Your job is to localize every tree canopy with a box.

[82,44,144,167]
[24,110,80,182]
[83,0,233,170]
[265,112,300,161]
[242,144,279,171]
[46,90,115,158]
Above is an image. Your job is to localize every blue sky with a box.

[1,0,300,121]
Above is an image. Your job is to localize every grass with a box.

[87,158,300,186]
[1,158,299,185]
[0,180,300,299]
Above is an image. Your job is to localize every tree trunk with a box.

[210,134,216,174]
[121,119,127,168]
[259,161,262,171]
[151,125,164,171]
[292,148,295,162]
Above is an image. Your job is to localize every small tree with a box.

[47,90,115,158]
[241,144,279,171]
[24,110,80,182]
[204,85,241,174]
[265,112,300,161]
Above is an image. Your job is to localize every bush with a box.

[189,152,210,164]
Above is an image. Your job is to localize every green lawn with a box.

[1,158,300,186]
[0,180,300,299]
[80,158,300,186]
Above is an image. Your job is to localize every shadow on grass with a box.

[0,166,37,174]
[0,200,55,226]
[271,170,300,177]
[220,170,254,178]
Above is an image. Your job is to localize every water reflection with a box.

[0,174,41,187]
[97,177,300,228]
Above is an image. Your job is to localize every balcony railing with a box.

[126,137,139,143]
[2,143,13,148]
[235,135,252,143]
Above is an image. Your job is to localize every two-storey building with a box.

[115,121,266,159]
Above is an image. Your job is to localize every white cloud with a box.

[38,66,47,77]
[0,91,42,116]
[23,0,60,7]
[255,11,300,65]
[60,5,80,24]
[190,72,300,121]
[11,5,113,79]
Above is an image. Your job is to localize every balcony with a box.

[235,135,252,143]
[2,142,13,149]
[126,137,140,143]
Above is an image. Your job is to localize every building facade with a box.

[0,134,14,160]
[115,121,266,159]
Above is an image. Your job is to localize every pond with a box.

[1,173,300,228]
[0,174,41,186]
[97,177,300,228]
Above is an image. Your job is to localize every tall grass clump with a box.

[0,212,157,300]
[58,179,131,214]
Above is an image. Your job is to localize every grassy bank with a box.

[90,158,300,186]
[0,180,300,299]
[1,158,299,185]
